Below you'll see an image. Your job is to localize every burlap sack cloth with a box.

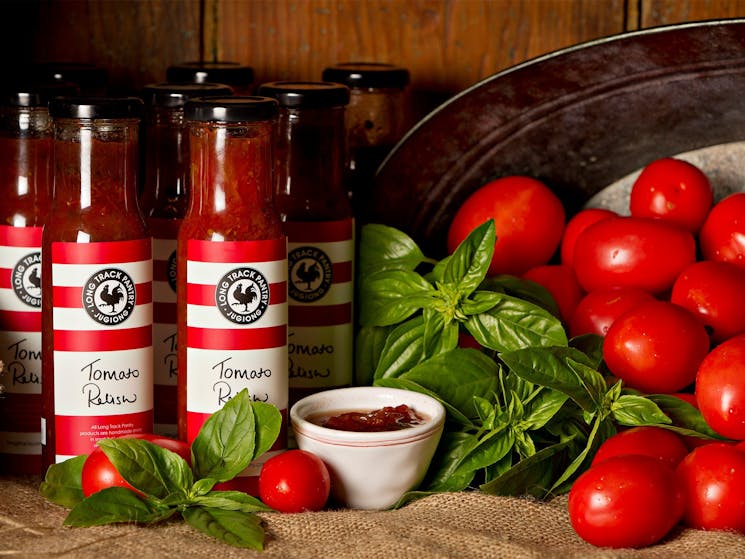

[3,476,745,558]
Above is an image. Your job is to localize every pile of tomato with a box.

[447,157,745,548]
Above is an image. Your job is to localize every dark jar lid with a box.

[184,96,278,123]
[257,81,350,109]
[1,83,78,107]
[142,82,235,108]
[322,62,410,89]
[166,61,255,88]
[49,97,144,119]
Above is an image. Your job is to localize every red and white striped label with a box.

[184,237,288,453]
[285,218,354,394]
[50,239,153,462]
[0,225,43,469]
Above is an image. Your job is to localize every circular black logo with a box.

[166,250,177,293]
[288,246,333,303]
[12,252,42,308]
[82,268,136,325]
[215,267,270,324]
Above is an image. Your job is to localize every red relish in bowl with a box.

[312,404,425,432]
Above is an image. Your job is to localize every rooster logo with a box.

[288,247,332,303]
[232,282,260,311]
[12,252,42,308]
[83,268,136,325]
[215,267,270,324]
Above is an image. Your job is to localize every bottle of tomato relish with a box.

[258,81,354,409]
[140,82,233,438]
[41,97,153,469]
[178,97,287,493]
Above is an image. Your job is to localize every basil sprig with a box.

[358,220,721,503]
[40,389,280,550]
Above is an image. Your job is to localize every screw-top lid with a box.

[322,62,410,89]
[30,62,109,89]
[48,97,144,119]
[1,83,78,107]
[142,82,235,108]
[257,81,350,109]
[184,96,278,123]
[166,61,255,88]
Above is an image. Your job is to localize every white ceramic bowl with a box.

[290,386,446,510]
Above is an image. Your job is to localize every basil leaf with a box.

[522,389,570,431]
[648,393,725,439]
[192,389,256,482]
[611,394,672,426]
[192,491,272,513]
[191,477,217,497]
[569,333,605,368]
[480,274,560,317]
[358,269,435,326]
[443,219,495,296]
[99,438,193,499]
[359,223,428,275]
[423,431,480,492]
[374,376,474,427]
[452,428,515,479]
[250,400,283,460]
[465,294,567,352]
[549,416,614,493]
[354,325,391,385]
[39,455,86,508]
[183,506,265,550]
[422,308,459,359]
[64,487,173,526]
[460,290,504,316]
[374,316,425,379]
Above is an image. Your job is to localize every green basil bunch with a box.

[356,220,722,502]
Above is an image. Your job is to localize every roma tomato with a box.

[699,192,745,269]
[591,426,688,469]
[258,449,330,513]
[603,300,710,394]
[568,455,684,548]
[81,434,191,497]
[695,335,745,440]
[672,260,745,343]
[522,264,583,323]
[572,216,696,295]
[559,208,617,267]
[629,157,713,233]
[568,286,655,338]
[676,443,745,531]
[446,176,565,276]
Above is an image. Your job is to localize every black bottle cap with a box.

[166,61,255,88]
[1,83,78,107]
[142,82,235,108]
[257,81,350,109]
[184,96,278,123]
[48,97,144,119]
[322,62,410,89]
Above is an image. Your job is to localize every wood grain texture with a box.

[638,0,745,27]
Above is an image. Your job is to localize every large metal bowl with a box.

[370,19,745,257]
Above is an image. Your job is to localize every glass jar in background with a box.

[321,62,410,220]
[41,97,153,468]
[166,61,254,95]
[178,96,287,494]
[140,82,233,438]
[26,62,109,96]
[258,81,354,409]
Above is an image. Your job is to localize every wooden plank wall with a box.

[1,0,744,118]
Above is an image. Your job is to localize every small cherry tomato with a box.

[446,176,565,276]
[629,157,713,233]
[522,264,584,323]
[568,455,684,548]
[671,260,745,343]
[603,300,710,394]
[572,216,696,295]
[699,192,745,269]
[591,426,688,468]
[568,286,656,338]
[696,334,745,440]
[560,208,617,267]
[81,433,191,497]
[676,443,745,531]
[258,449,331,513]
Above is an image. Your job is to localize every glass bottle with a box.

[177,96,286,493]
[0,85,57,474]
[27,62,109,96]
[258,81,354,409]
[166,61,254,96]
[41,97,153,468]
[140,82,232,438]
[321,62,410,220]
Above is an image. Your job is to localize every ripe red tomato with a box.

[559,208,617,267]
[572,216,696,295]
[676,443,745,531]
[671,260,745,343]
[591,426,688,469]
[81,433,191,497]
[629,157,713,233]
[695,335,745,440]
[446,176,565,276]
[699,192,745,269]
[522,264,583,323]
[603,300,710,394]
[258,449,330,513]
[568,286,656,338]
[568,455,684,548]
